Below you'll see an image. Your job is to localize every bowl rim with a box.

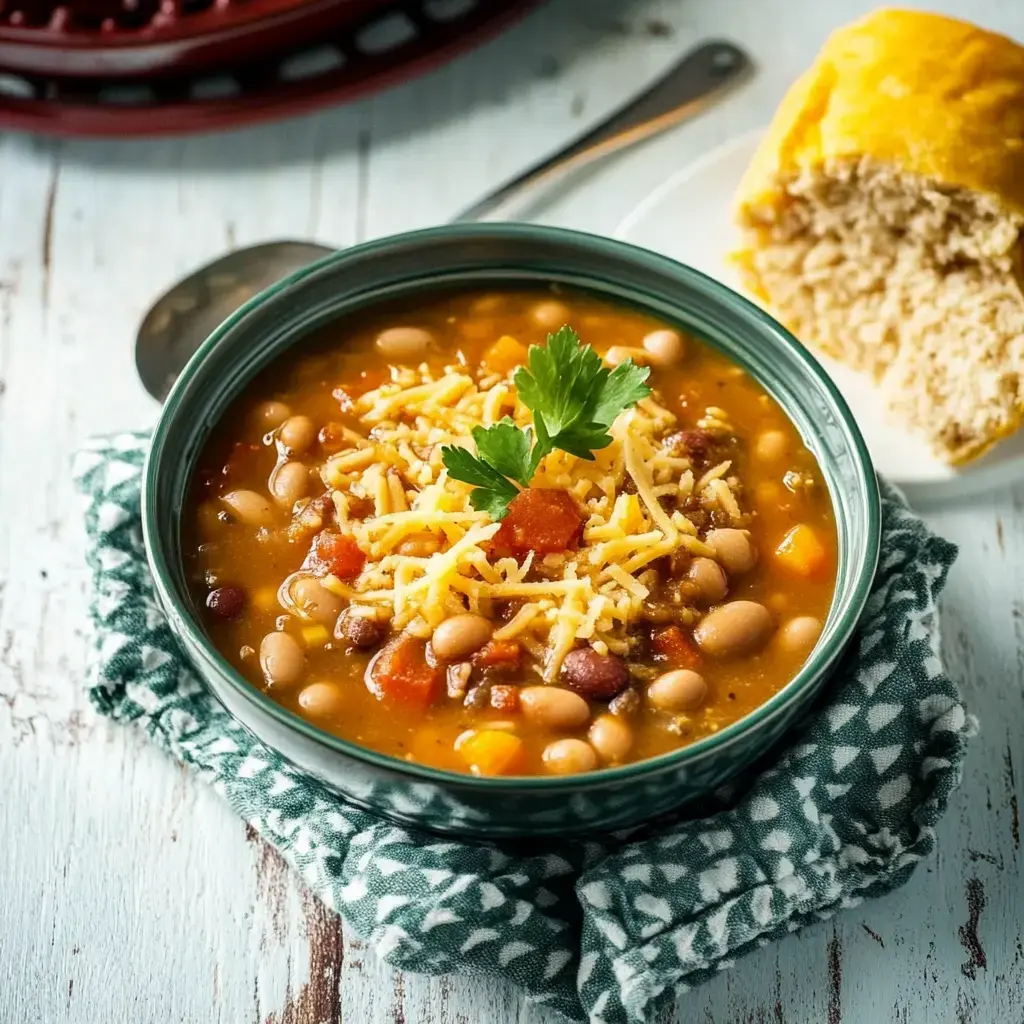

[143,222,881,791]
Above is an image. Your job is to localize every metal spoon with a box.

[135,40,752,401]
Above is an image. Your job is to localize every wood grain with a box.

[1,0,1021,1021]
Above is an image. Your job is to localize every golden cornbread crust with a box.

[733,9,1024,464]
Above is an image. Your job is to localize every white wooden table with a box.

[2,1,1021,1020]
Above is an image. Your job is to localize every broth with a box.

[184,288,837,776]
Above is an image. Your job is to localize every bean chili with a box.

[184,289,837,776]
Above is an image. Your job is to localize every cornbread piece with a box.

[733,9,1024,464]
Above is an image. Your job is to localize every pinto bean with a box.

[777,615,823,655]
[279,415,317,454]
[705,528,757,576]
[520,686,590,729]
[588,714,633,763]
[647,669,708,711]
[254,400,291,431]
[270,461,310,508]
[686,557,728,605]
[289,575,343,625]
[560,648,629,700]
[754,429,789,463]
[542,738,597,775]
[221,489,275,527]
[375,326,433,360]
[693,601,773,658]
[298,682,344,717]
[530,299,571,330]
[431,614,493,662]
[259,631,304,687]
[642,328,685,366]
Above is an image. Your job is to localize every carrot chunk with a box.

[367,633,443,709]
[472,639,523,673]
[652,625,701,667]
[456,730,525,776]
[774,524,829,578]
[309,531,365,579]
[482,335,528,374]
[493,489,584,555]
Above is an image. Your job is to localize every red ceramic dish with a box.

[0,0,536,136]
[0,0,389,75]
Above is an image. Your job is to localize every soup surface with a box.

[185,289,837,776]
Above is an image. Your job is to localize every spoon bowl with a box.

[136,240,335,402]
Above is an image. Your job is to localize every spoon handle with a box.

[452,40,753,224]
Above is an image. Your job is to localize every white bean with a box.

[298,682,344,717]
[647,669,708,711]
[687,557,728,605]
[777,615,823,656]
[260,631,304,687]
[755,429,789,464]
[279,415,317,454]
[270,461,310,508]
[588,714,633,763]
[520,686,590,729]
[289,576,344,625]
[221,489,276,527]
[254,400,292,430]
[694,602,773,658]
[705,528,757,576]
[605,345,649,367]
[642,328,685,366]
[431,614,493,661]
[375,326,433,360]
[542,738,597,775]
[530,299,571,330]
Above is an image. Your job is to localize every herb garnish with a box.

[441,326,651,519]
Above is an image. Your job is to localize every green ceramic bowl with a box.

[143,224,880,838]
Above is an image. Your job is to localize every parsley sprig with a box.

[440,326,652,519]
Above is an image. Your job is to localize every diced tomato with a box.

[456,730,525,776]
[308,531,365,579]
[472,640,523,673]
[367,633,443,709]
[492,489,584,555]
[652,625,701,668]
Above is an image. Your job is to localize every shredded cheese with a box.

[294,354,747,676]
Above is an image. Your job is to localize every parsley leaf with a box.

[472,418,533,487]
[441,325,652,518]
[439,444,520,520]
[515,325,651,462]
[591,359,656,429]
[514,326,607,441]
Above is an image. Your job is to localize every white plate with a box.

[614,129,1024,502]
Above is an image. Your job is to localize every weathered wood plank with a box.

[1,0,1022,1021]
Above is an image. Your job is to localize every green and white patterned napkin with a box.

[74,432,972,1024]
